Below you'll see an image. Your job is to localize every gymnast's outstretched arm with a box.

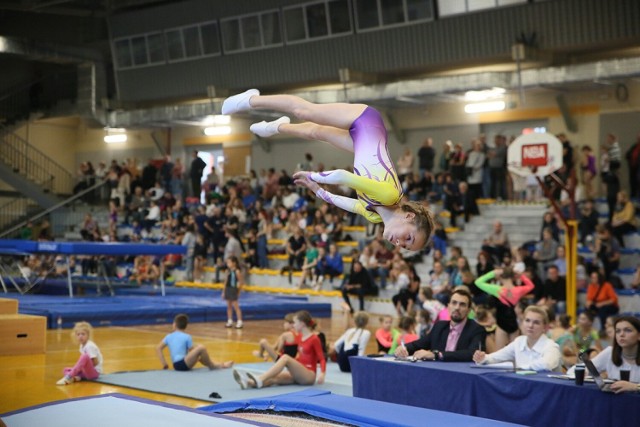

[474,271,502,298]
[309,169,400,206]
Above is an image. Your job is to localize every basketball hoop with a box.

[507,133,563,178]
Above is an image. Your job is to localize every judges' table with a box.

[351,357,640,427]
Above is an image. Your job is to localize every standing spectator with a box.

[160,155,174,193]
[465,139,485,202]
[625,132,640,198]
[262,168,279,201]
[171,157,184,199]
[580,145,597,199]
[557,133,575,182]
[189,151,206,199]
[141,158,157,191]
[397,147,414,183]
[449,143,466,182]
[481,221,510,264]
[488,135,507,200]
[611,190,637,247]
[439,140,453,172]
[533,227,559,281]
[417,137,436,176]
[223,256,244,329]
[606,133,622,172]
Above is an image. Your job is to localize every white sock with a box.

[250,116,291,138]
[221,89,259,115]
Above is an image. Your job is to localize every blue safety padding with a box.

[203,389,525,427]
[0,239,186,256]
[4,287,331,328]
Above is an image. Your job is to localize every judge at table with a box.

[395,288,486,361]
[473,305,562,371]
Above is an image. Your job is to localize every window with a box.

[355,0,433,31]
[183,26,202,58]
[147,33,165,63]
[114,39,132,69]
[166,29,185,60]
[200,22,221,56]
[285,0,353,43]
[221,9,283,53]
[438,0,527,17]
[131,37,147,66]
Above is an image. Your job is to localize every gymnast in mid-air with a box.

[222,89,434,251]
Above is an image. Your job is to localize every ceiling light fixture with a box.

[104,127,127,143]
[464,101,506,114]
[204,126,231,136]
[203,115,231,125]
[464,87,506,102]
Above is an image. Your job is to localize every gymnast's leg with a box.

[223,89,367,131]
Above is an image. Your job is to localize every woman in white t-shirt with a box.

[332,311,371,372]
[56,321,103,385]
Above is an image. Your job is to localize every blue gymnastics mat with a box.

[204,389,528,427]
[5,287,331,328]
[92,362,352,403]
[1,393,275,427]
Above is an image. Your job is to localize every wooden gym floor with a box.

[0,312,378,414]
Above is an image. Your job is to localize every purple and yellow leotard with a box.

[311,107,403,223]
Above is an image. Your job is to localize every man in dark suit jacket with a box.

[395,288,486,361]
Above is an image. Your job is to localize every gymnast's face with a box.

[383,213,426,251]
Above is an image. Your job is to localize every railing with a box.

[0,179,107,239]
[0,129,75,195]
[0,197,42,233]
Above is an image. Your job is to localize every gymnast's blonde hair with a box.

[399,200,435,248]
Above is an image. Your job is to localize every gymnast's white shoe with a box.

[233,369,248,389]
[221,88,259,115]
[250,116,290,138]
[246,372,263,389]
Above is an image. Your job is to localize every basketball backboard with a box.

[507,133,563,177]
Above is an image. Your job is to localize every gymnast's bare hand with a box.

[316,372,325,385]
[293,171,320,193]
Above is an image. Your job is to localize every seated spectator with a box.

[143,200,161,233]
[448,256,469,289]
[298,241,319,288]
[585,271,619,330]
[392,274,420,316]
[313,243,343,290]
[418,286,445,326]
[430,220,448,255]
[341,260,378,314]
[568,316,640,391]
[444,246,462,274]
[578,199,599,245]
[593,224,621,280]
[395,289,486,361]
[537,265,566,314]
[416,309,432,339]
[473,305,562,372]
[553,246,567,278]
[427,260,450,304]
[475,306,498,354]
[540,212,560,242]
[565,311,602,367]
[389,315,419,355]
[368,241,393,290]
[130,255,160,285]
[253,313,299,362]
[533,227,559,281]
[482,221,510,264]
[80,213,99,241]
[284,226,306,280]
[331,311,371,372]
[374,315,395,354]
[475,250,494,279]
[611,190,637,247]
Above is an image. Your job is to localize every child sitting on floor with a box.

[56,321,103,385]
[156,314,233,371]
[253,313,300,361]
